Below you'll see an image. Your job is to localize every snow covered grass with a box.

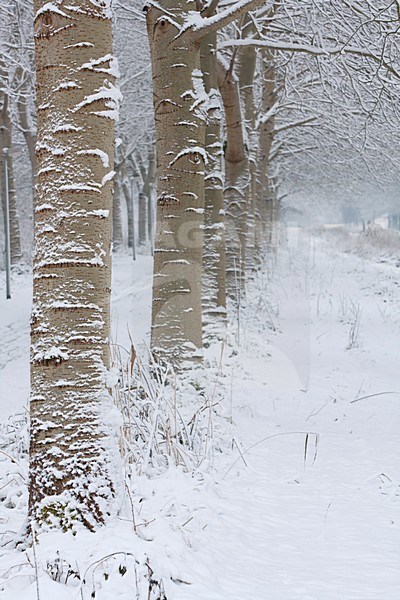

[112,346,227,474]
[0,255,233,599]
[1,230,400,598]
[318,222,400,264]
[0,342,232,599]
[354,224,400,258]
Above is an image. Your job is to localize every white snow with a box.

[35,202,54,212]
[58,183,101,193]
[32,346,69,364]
[101,170,116,186]
[1,229,400,598]
[89,209,110,218]
[79,54,120,78]
[77,148,110,168]
[54,81,79,91]
[64,42,94,49]
[35,142,66,156]
[71,81,122,119]
[54,124,83,133]
[185,207,204,213]
[181,69,210,122]
[167,146,208,168]
[34,3,71,21]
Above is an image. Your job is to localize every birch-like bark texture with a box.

[116,159,134,249]
[138,150,156,246]
[146,150,156,245]
[15,67,37,203]
[138,191,147,245]
[123,179,135,249]
[256,52,276,257]
[217,59,248,300]
[30,0,120,530]
[145,0,269,366]
[0,68,22,265]
[201,28,227,345]
[146,0,207,367]
[113,172,124,250]
[237,15,257,273]
[135,153,147,245]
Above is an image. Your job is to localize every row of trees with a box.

[2,1,400,266]
[1,0,400,530]
[146,0,400,368]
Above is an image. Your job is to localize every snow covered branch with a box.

[184,0,273,40]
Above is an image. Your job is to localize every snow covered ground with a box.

[0,228,399,599]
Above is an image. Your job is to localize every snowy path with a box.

[175,231,400,600]
[0,271,31,420]
[110,253,153,354]
[1,233,399,599]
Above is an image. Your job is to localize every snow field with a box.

[0,229,399,598]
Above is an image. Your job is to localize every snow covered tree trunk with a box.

[145,1,207,368]
[217,60,248,301]
[0,85,22,265]
[30,0,121,530]
[117,160,134,249]
[138,191,147,245]
[201,28,227,345]
[113,173,124,250]
[145,0,268,364]
[138,150,155,246]
[237,18,257,273]
[256,53,276,257]
[123,177,135,249]
[15,67,37,204]
[268,177,280,255]
[145,151,156,246]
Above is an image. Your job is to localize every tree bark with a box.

[118,159,134,249]
[217,59,248,301]
[201,27,227,345]
[146,1,207,367]
[144,149,155,245]
[138,149,156,246]
[123,181,135,250]
[145,0,268,365]
[138,191,147,245]
[237,15,257,273]
[0,80,22,265]
[113,172,124,250]
[256,51,276,258]
[15,67,37,204]
[30,0,120,530]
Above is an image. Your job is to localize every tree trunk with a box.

[124,179,135,249]
[30,0,120,530]
[138,191,147,245]
[145,0,268,364]
[137,149,156,247]
[217,60,248,301]
[143,149,156,247]
[15,67,37,204]
[146,1,207,368]
[237,16,257,273]
[0,86,22,265]
[201,28,227,345]
[113,172,124,250]
[256,52,276,259]
[133,153,147,246]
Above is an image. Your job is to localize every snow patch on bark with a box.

[77,148,110,168]
[71,81,122,118]
[79,54,120,78]
[34,2,71,21]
